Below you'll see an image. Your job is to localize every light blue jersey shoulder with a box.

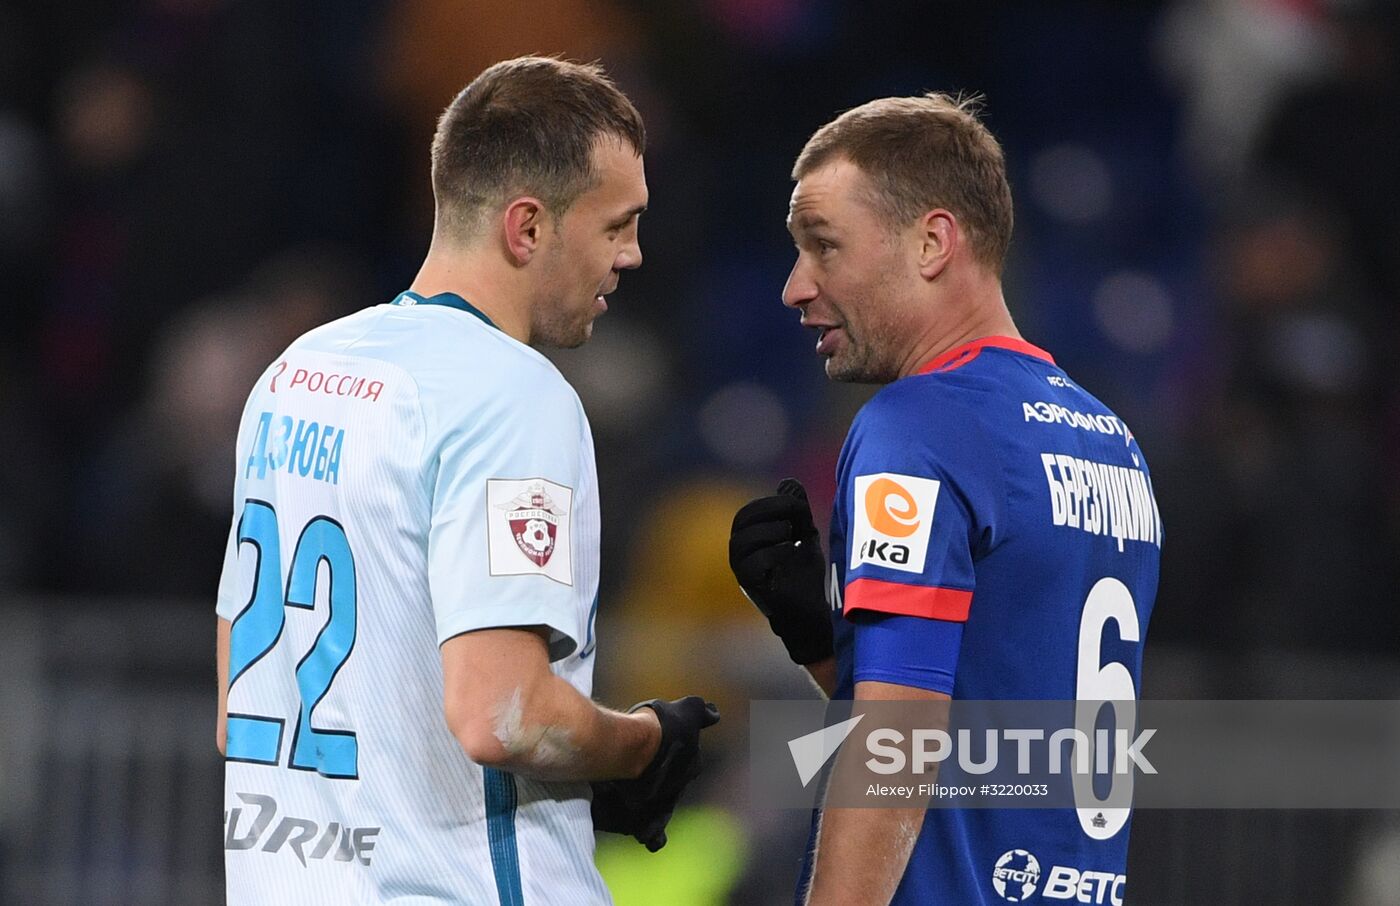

[285,296,585,443]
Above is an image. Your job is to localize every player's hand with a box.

[590,782,678,852]
[590,696,720,852]
[729,478,834,665]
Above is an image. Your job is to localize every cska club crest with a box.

[497,483,568,567]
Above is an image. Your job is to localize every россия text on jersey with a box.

[245,410,346,485]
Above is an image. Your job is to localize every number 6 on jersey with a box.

[1074,576,1141,840]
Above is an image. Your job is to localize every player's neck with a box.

[897,279,1020,379]
[410,244,532,345]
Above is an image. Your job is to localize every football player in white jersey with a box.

[215,57,719,905]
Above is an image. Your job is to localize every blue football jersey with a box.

[811,336,1161,906]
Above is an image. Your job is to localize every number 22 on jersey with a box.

[226,499,359,779]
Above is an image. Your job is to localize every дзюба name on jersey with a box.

[245,410,347,485]
[239,359,390,485]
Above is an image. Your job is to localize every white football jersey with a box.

[216,291,609,905]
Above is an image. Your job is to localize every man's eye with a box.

[818,240,836,253]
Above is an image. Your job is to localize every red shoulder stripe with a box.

[843,577,973,622]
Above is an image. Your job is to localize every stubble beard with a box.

[529,241,597,349]
[825,344,901,384]
[822,296,905,385]
[531,299,594,349]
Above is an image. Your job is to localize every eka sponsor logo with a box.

[224,792,379,867]
[269,360,384,402]
[991,848,1126,905]
[851,473,941,574]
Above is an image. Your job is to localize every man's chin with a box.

[823,357,859,383]
[567,323,594,349]
[535,320,594,350]
[823,353,890,385]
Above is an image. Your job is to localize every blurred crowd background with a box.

[1,0,1399,903]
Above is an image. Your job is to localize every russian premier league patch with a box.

[487,478,574,584]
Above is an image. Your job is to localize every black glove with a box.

[729,478,834,665]
[591,696,721,851]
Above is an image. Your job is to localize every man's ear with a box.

[503,197,548,265]
[918,209,958,280]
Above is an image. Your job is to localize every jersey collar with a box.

[391,290,498,331]
[916,335,1056,375]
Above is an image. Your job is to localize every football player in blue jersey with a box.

[730,94,1160,905]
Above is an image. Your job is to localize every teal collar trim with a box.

[392,290,497,330]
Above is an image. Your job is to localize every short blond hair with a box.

[794,93,1013,272]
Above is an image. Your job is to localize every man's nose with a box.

[616,238,642,271]
[782,261,817,309]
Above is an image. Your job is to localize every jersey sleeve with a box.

[215,380,263,622]
[852,614,963,694]
[840,383,1003,624]
[425,374,586,660]
[215,516,245,622]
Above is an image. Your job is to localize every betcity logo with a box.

[225,792,380,867]
[992,848,1126,905]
